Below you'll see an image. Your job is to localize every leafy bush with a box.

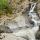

[0,0,13,16]
[0,0,8,10]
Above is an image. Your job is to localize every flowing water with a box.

[2,2,40,40]
[11,3,40,40]
[28,3,40,34]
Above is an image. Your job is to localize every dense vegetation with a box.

[0,0,12,16]
[0,0,8,10]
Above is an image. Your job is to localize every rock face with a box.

[37,3,40,17]
[37,1,40,40]
[0,25,13,33]
[8,0,29,14]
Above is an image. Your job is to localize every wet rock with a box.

[36,31,40,40]
[1,33,26,40]
[0,25,13,33]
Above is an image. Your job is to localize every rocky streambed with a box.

[0,0,40,40]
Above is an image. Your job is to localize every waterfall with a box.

[29,3,37,18]
[13,2,40,40]
[28,3,40,34]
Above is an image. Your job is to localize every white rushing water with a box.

[13,3,40,40]
[28,3,40,34]
[4,2,40,40]
[5,15,28,32]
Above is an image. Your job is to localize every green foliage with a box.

[0,0,13,16]
[0,0,8,10]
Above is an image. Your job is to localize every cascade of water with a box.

[29,3,37,17]
[13,2,40,40]
[28,3,40,34]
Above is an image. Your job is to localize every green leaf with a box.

[0,0,8,10]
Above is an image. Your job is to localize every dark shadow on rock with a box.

[0,25,13,33]
[36,25,40,40]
